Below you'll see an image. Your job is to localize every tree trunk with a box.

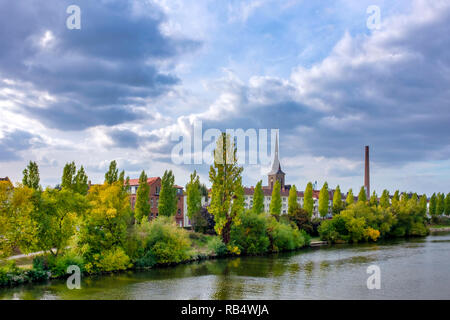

[221,217,232,244]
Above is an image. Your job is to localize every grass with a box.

[188,231,216,255]
[429,224,450,229]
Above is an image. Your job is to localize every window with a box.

[177,209,181,216]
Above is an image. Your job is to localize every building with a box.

[0,177,13,189]
[242,134,338,218]
[127,177,185,227]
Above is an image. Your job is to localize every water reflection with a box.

[1,233,450,300]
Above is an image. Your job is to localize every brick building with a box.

[127,177,185,227]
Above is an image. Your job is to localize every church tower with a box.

[268,132,285,190]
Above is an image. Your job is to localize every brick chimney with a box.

[364,146,370,198]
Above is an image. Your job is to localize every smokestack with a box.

[364,146,370,198]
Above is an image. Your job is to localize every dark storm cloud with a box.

[0,129,44,161]
[0,0,199,130]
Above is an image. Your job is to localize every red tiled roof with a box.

[127,177,159,186]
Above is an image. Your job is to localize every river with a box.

[1,232,450,300]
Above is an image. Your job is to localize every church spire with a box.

[269,132,283,175]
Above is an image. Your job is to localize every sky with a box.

[0,0,449,195]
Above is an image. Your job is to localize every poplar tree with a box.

[429,193,437,216]
[332,185,343,215]
[74,166,89,195]
[410,193,418,204]
[61,161,76,190]
[358,186,367,203]
[288,184,298,216]
[419,194,428,216]
[134,170,150,223]
[318,182,329,218]
[380,190,390,208]
[22,161,40,190]
[369,191,378,207]
[253,180,264,215]
[269,180,282,219]
[186,170,202,220]
[445,193,450,216]
[392,190,400,207]
[158,170,177,217]
[436,193,445,215]
[209,133,244,244]
[303,182,314,217]
[105,160,119,184]
[346,188,354,206]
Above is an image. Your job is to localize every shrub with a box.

[230,211,270,255]
[134,251,157,268]
[207,236,228,256]
[288,208,313,235]
[318,219,340,243]
[96,247,131,272]
[267,217,308,251]
[137,216,191,264]
[47,252,85,277]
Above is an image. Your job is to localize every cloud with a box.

[0,0,200,130]
[0,129,45,161]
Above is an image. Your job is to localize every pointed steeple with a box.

[269,132,283,175]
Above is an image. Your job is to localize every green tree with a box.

[392,190,400,207]
[208,133,244,244]
[105,160,119,184]
[410,193,418,204]
[429,193,437,216]
[400,192,409,205]
[186,170,202,220]
[380,190,390,208]
[76,182,132,272]
[358,186,367,203]
[134,170,150,223]
[74,165,89,195]
[35,188,88,256]
[369,191,378,207]
[253,180,264,215]
[346,189,354,206]
[318,182,329,218]
[269,180,282,219]
[22,161,40,190]
[288,185,298,216]
[0,185,38,257]
[61,161,77,190]
[419,194,428,216]
[303,182,314,217]
[332,185,343,215]
[158,170,177,217]
[445,193,450,216]
[436,193,445,215]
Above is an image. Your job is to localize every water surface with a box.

[1,232,450,300]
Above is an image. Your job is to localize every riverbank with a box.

[429,227,450,232]
[2,232,450,300]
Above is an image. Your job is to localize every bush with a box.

[137,216,191,264]
[288,208,314,235]
[267,217,308,251]
[230,211,270,255]
[96,247,131,272]
[207,236,228,256]
[47,252,85,277]
[318,219,341,243]
[134,251,157,268]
